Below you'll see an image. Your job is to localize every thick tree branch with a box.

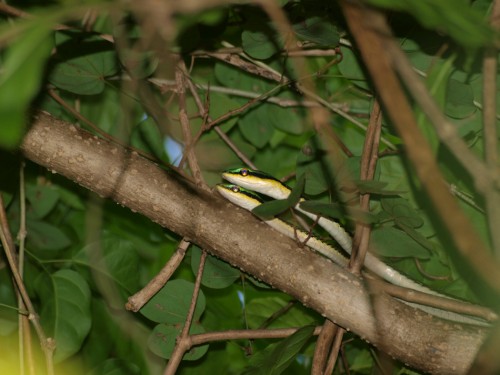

[21,111,487,374]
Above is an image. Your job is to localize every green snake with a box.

[217,167,492,326]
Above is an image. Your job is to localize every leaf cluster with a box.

[0,0,497,374]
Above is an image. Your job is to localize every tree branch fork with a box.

[20,111,487,375]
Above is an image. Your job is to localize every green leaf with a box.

[364,0,494,48]
[140,279,206,323]
[197,8,227,25]
[27,219,71,251]
[251,175,304,219]
[167,92,241,141]
[418,55,455,153]
[25,184,60,218]
[50,32,119,95]
[0,21,52,149]
[81,301,117,368]
[202,283,248,332]
[293,17,340,46]
[252,198,293,220]
[239,105,274,148]
[0,269,18,336]
[88,359,141,375]
[75,237,141,293]
[287,173,306,206]
[36,269,91,362]
[296,139,331,195]
[381,197,423,228]
[131,117,166,160]
[241,30,278,60]
[0,191,13,207]
[117,49,157,79]
[214,61,276,93]
[268,106,305,135]
[299,201,377,224]
[81,299,148,371]
[354,180,406,195]
[148,322,208,360]
[57,186,85,210]
[246,297,315,329]
[245,273,271,289]
[203,93,242,133]
[191,247,240,289]
[397,222,435,251]
[370,227,430,259]
[338,48,370,90]
[445,79,476,119]
[242,325,315,375]
[348,346,374,372]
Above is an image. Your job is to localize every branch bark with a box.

[21,111,487,374]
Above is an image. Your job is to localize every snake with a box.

[217,167,492,326]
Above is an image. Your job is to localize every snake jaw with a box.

[216,184,261,211]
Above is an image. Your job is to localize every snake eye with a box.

[240,168,248,176]
[231,185,240,193]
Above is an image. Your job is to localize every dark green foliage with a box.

[0,0,495,374]
[49,32,119,95]
[242,325,315,375]
[0,20,52,148]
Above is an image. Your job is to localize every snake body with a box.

[218,168,491,326]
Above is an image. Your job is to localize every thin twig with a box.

[201,84,284,131]
[413,258,450,281]
[149,77,349,110]
[257,301,297,329]
[184,73,257,169]
[350,100,382,272]
[158,69,209,369]
[0,196,55,375]
[449,184,485,214]
[17,162,34,375]
[189,326,323,346]
[191,46,339,58]
[48,89,117,144]
[301,85,396,150]
[312,322,338,375]
[339,341,352,375]
[0,2,30,18]
[126,240,190,312]
[324,100,383,375]
[163,251,207,375]
[324,327,345,375]
[175,60,206,187]
[473,100,500,120]
[286,48,339,57]
[367,278,497,322]
[216,40,397,150]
